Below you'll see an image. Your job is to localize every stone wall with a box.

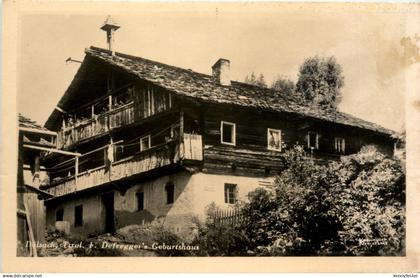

[46,170,274,238]
[190,173,273,220]
[46,194,104,238]
[114,171,194,235]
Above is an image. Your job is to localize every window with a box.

[221,121,236,145]
[136,192,144,211]
[56,208,64,222]
[307,132,319,150]
[140,135,151,151]
[165,182,175,204]
[74,205,83,227]
[335,137,346,154]
[267,128,282,151]
[224,183,237,204]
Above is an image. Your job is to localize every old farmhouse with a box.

[37,18,396,238]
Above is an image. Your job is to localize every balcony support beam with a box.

[19,127,57,136]
[108,95,112,111]
[23,144,81,156]
[179,111,184,159]
[75,156,79,188]
[180,111,184,137]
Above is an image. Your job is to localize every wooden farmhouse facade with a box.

[38,44,396,238]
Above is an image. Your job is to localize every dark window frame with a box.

[165,182,175,205]
[136,192,145,211]
[56,208,64,222]
[74,205,83,227]
[224,183,237,204]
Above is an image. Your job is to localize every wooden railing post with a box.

[179,111,184,159]
[108,95,113,109]
[107,139,113,181]
[74,156,79,191]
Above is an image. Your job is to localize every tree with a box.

[295,56,344,110]
[244,72,267,88]
[270,75,296,98]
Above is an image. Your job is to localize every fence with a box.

[212,207,248,226]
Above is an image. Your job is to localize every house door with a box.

[102,192,115,233]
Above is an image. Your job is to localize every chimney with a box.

[212,58,231,86]
[100,15,120,55]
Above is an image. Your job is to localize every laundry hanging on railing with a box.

[107,144,114,163]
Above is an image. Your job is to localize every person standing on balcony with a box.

[165,129,179,164]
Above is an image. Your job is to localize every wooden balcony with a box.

[57,102,135,149]
[45,134,202,198]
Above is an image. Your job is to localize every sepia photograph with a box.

[3,0,420,272]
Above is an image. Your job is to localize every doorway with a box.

[102,192,115,233]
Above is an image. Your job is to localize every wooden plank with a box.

[23,145,81,156]
[75,156,79,189]
[19,127,57,136]
[17,209,26,217]
[80,140,123,157]
[23,200,37,257]
[151,87,155,115]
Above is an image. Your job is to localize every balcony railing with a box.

[45,134,202,198]
[57,102,135,149]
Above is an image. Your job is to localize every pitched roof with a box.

[19,114,56,147]
[49,46,396,136]
[19,114,49,131]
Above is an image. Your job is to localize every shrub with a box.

[190,203,250,256]
[116,219,188,256]
[271,145,404,255]
[329,146,405,255]
[193,144,405,256]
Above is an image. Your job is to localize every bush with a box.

[193,144,405,256]
[190,204,250,256]
[328,146,405,255]
[117,219,188,256]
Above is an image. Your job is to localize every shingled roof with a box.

[19,114,56,147]
[48,46,395,136]
[19,114,49,131]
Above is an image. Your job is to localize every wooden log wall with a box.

[202,104,295,176]
[24,192,46,243]
[133,81,172,121]
[200,103,394,176]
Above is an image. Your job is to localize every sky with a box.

[17,3,415,131]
